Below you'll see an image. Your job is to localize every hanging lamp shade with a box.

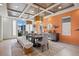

[35,16,40,21]
[26,20,32,24]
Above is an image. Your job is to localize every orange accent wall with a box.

[47,9,79,45]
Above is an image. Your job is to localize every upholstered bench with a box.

[17,36,33,54]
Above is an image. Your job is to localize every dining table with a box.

[31,34,43,47]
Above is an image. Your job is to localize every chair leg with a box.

[41,45,44,52]
[47,43,49,49]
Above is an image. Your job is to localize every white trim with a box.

[32,4,53,14]
[0,15,18,20]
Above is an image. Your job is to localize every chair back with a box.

[41,32,48,44]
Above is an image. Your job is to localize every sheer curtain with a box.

[13,20,16,36]
[26,24,33,33]
[13,20,17,38]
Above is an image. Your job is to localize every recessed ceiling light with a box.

[14,6,18,8]
[58,6,62,9]
[32,11,34,12]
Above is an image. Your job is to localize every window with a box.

[47,23,52,30]
[62,16,71,36]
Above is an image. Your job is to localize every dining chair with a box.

[36,32,49,52]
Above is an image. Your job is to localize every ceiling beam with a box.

[8,8,34,15]
[19,3,32,18]
[28,3,60,19]
[32,4,53,14]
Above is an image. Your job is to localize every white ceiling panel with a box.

[25,5,43,15]
[39,11,52,17]
[21,14,29,19]
[7,3,28,12]
[49,3,74,13]
[8,10,21,17]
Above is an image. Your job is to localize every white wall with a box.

[0,4,8,16]
[0,4,8,41]
[3,18,13,39]
[0,3,17,40]
[3,18,17,39]
[0,16,2,41]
